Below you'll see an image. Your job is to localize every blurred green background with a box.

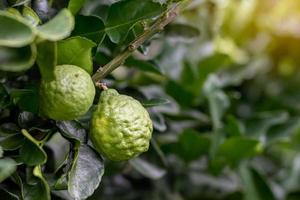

[95,1,300,199]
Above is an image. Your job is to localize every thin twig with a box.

[92,0,190,83]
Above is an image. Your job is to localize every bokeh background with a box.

[89,0,300,199]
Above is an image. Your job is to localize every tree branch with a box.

[92,0,190,83]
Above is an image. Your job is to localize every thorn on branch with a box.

[96,67,104,73]
[128,44,136,51]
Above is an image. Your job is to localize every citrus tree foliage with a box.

[1,0,300,200]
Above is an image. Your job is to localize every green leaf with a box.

[0,158,17,182]
[180,54,231,96]
[125,57,163,75]
[57,36,96,74]
[225,115,245,137]
[68,145,104,200]
[150,110,167,132]
[166,80,194,107]
[19,129,47,166]
[36,9,74,41]
[24,165,50,200]
[22,6,41,27]
[141,97,170,107]
[245,111,289,138]
[0,45,36,72]
[0,146,2,158]
[10,86,39,113]
[217,137,262,166]
[176,129,210,162]
[198,54,232,79]
[105,0,164,43]
[36,41,57,81]
[239,163,276,200]
[284,155,300,191]
[204,75,230,126]
[0,123,19,136]
[0,134,24,150]
[0,11,34,47]
[204,75,230,157]
[164,23,200,39]
[56,121,87,144]
[72,15,106,44]
[6,7,22,16]
[33,166,50,200]
[68,0,86,15]
[130,158,166,180]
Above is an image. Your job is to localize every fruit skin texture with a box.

[39,65,95,120]
[90,89,153,161]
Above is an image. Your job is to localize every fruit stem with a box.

[95,82,108,90]
[91,0,191,83]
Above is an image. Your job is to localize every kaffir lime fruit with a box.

[90,89,153,161]
[39,65,95,120]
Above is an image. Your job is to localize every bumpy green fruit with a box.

[90,89,153,161]
[39,65,95,120]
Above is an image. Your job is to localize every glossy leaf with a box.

[19,129,47,166]
[0,123,19,136]
[33,166,50,199]
[24,166,50,200]
[72,15,106,44]
[22,6,41,27]
[56,121,87,144]
[10,86,39,113]
[36,9,74,41]
[36,41,56,81]
[0,45,36,72]
[105,0,164,43]
[0,134,24,150]
[0,158,17,182]
[68,145,104,200]
[57,36,96,74]
[0,11,34,47]
[68,0,86,15]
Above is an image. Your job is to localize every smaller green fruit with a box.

[39,65,95,120]
[90,89,153,161]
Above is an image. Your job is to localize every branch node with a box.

[128,44,136,52]
[96,67,104,73]
[91,0,188,83]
